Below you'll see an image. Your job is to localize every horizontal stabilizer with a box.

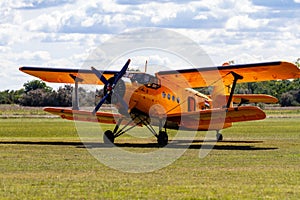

[232,94,278,104]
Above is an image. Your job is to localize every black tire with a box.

[216,132,223,141]
[157,131,168,147]
[103,130,115,144]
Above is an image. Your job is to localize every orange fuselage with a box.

[120,82,233,131]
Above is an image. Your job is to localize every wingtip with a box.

[19,66,24,71]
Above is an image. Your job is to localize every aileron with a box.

[19,66,117,85]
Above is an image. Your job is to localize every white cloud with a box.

[0,3,19,24]
[17,51,52,62]
[9,0,75,9]
[225,15,269,30]
[0,0,300,90]
[137,2,181,24]
[24,12,61,32]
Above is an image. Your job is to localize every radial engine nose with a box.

[103,77,126,104]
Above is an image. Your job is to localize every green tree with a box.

[23,80,52,93]
[0,89,24,104]
[296,58,300,68]
[19,80,54,106]
[56,85,73,106]
[280,90,300,106]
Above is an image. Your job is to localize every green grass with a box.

[264,107,300,118]
[0,105,48,117]
[0,108,299,199]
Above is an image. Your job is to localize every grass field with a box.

[0,106,299,199]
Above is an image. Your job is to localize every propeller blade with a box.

[91,67,109,85]
[92,59,131,115]
[115,93,129,112]
[113,59,131,85]
[93,92,110,114]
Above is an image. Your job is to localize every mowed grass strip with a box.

[0,112,299,199]
[0,105,49,117]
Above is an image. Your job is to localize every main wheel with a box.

[157,131,168,147]
[103,130,115,144]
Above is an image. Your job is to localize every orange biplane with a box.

[20,60,300,146]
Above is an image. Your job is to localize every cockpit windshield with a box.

[130,73,157,84]
[129,73,161,89]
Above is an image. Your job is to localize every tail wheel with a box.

[216,131,223,141]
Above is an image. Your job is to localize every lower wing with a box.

[44,107,123,124]
[44,106,266,132]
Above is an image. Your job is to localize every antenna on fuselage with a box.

[144,60,148,73]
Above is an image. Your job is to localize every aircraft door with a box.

[188,96,196,112]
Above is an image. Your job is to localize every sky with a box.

[1,0,300,90]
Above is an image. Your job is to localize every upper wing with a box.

[156,61,300,88]
[19,66,118,85]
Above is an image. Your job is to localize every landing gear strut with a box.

[103,130,115,144]
[216,130,223,141]
[102,113,169,147]
[102,117,136,145]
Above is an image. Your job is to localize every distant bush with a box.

[17,81,96,107]
[280,90,300,107]
[19,88,56,106]
[18,85,74,107]
[236,79,300,106]
[1,77,300,107]
[0,89,24,104]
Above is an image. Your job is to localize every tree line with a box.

[235,79,300,106]
[0,80,98,107]
[1,59,300,109]
[0,78,299,107]
[235,59,300,106]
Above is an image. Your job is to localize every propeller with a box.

[91,59,131,115]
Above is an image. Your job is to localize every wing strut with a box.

[69,74,83,110]
[226,72,243,108]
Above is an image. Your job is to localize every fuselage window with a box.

[162,92,166,98]
[177,97,180,103]
[167,94,171,100]
[172,96,175,101]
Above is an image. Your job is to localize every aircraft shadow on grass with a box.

[0,140,278,151]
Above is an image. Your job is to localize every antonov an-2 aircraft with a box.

[20,59,300,146]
